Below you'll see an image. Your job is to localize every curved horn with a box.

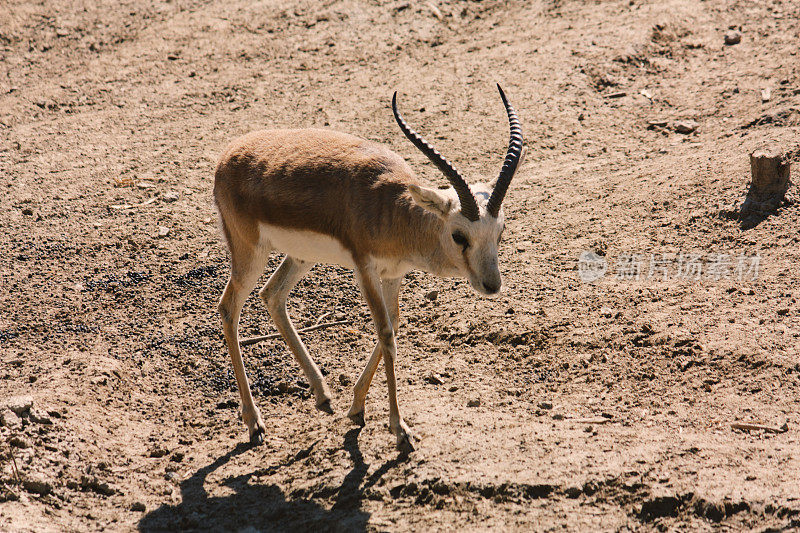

[486,84,524,218]
[392,92,480,222]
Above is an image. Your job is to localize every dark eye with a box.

[451,232,469,249]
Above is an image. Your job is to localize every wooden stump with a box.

[749,146,790,197]
[739,145,792,222]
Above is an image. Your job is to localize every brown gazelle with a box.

[214,85,524,452]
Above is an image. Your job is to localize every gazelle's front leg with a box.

[347,278,401,426]
[354,264,414,452]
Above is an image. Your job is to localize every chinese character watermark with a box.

[577,251,607,283]
[577,250,760,283]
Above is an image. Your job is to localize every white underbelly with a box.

[259,223,356,267]
[258,223,414,279]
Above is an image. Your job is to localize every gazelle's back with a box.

[213,128,428,264]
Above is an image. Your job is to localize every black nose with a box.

[482,281,500,294]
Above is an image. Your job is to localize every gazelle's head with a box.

[393,85,524,296]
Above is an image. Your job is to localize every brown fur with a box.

[213,128,445,265]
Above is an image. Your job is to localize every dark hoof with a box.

[348,411,366,427]
[249,426,265,446]
[397,435,415,454]
[316,399,334,415]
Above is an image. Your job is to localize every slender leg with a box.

[219,244,270,445]
[354,264,413,452]
[347,278,401,427]
[259,256,333,414]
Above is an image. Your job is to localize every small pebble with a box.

[29,407,52,425]
[424,290,439,301]
[724,30,741,45]
[425,373,444,385]
[9,436,30,448]
[673,120,698,134]
[0,408,22,430]
[5,395,34,416]
[131,502,147,512]
[23,476,53,496]
[467,398,481,407]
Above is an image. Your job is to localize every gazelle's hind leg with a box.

[219,236,270,445]
[259,256,333,414]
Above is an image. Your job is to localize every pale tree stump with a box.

[749,146,790,196]
[740,145,791,219]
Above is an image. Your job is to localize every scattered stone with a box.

[724,30,741,46]
[467,398,481,408]
[778,308,789,316]
[9,436,30,448]
[5,395,33,417]
[599,306,615,318]
[29,407,52,425]
[424,373,444,385]
[170,451,185,463]
[149,446,169,458]
[0,409,22,430]
[277,381,289,393]
[164,471,178,482]
[215,399,237,410]
[162,191,180,202]
[552,413,565,420]
[761,87,771,103]
[538,401,553,410]
[673,120,698,134]
[424,290,439,301]
[81,475,115,496]
[605,91,627,99]
[639,495,683,521]
[22,476,53,496]
[21,207,34,216]
[157,226,170,238]
[338,374,351,386]
[647,119,668,129]
[131,501,147,512]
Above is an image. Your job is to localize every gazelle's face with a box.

[444,183,505,295]
[411,183,505,295]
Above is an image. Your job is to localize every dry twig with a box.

[8,445,21,484]
[240,321,348,347]
[568,417,612,424]
[731,422,788,434]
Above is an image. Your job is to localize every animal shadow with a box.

[138,429,405,532]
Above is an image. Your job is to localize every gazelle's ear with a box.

[408,184,453,219]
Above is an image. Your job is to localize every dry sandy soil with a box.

[2,0,800,530]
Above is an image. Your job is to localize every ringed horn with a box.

[391,84,524,221]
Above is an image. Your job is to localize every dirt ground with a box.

[2,0,800,530]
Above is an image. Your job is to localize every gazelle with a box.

[214,85,524,452]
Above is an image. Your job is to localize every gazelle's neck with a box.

[402,203,460,279]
